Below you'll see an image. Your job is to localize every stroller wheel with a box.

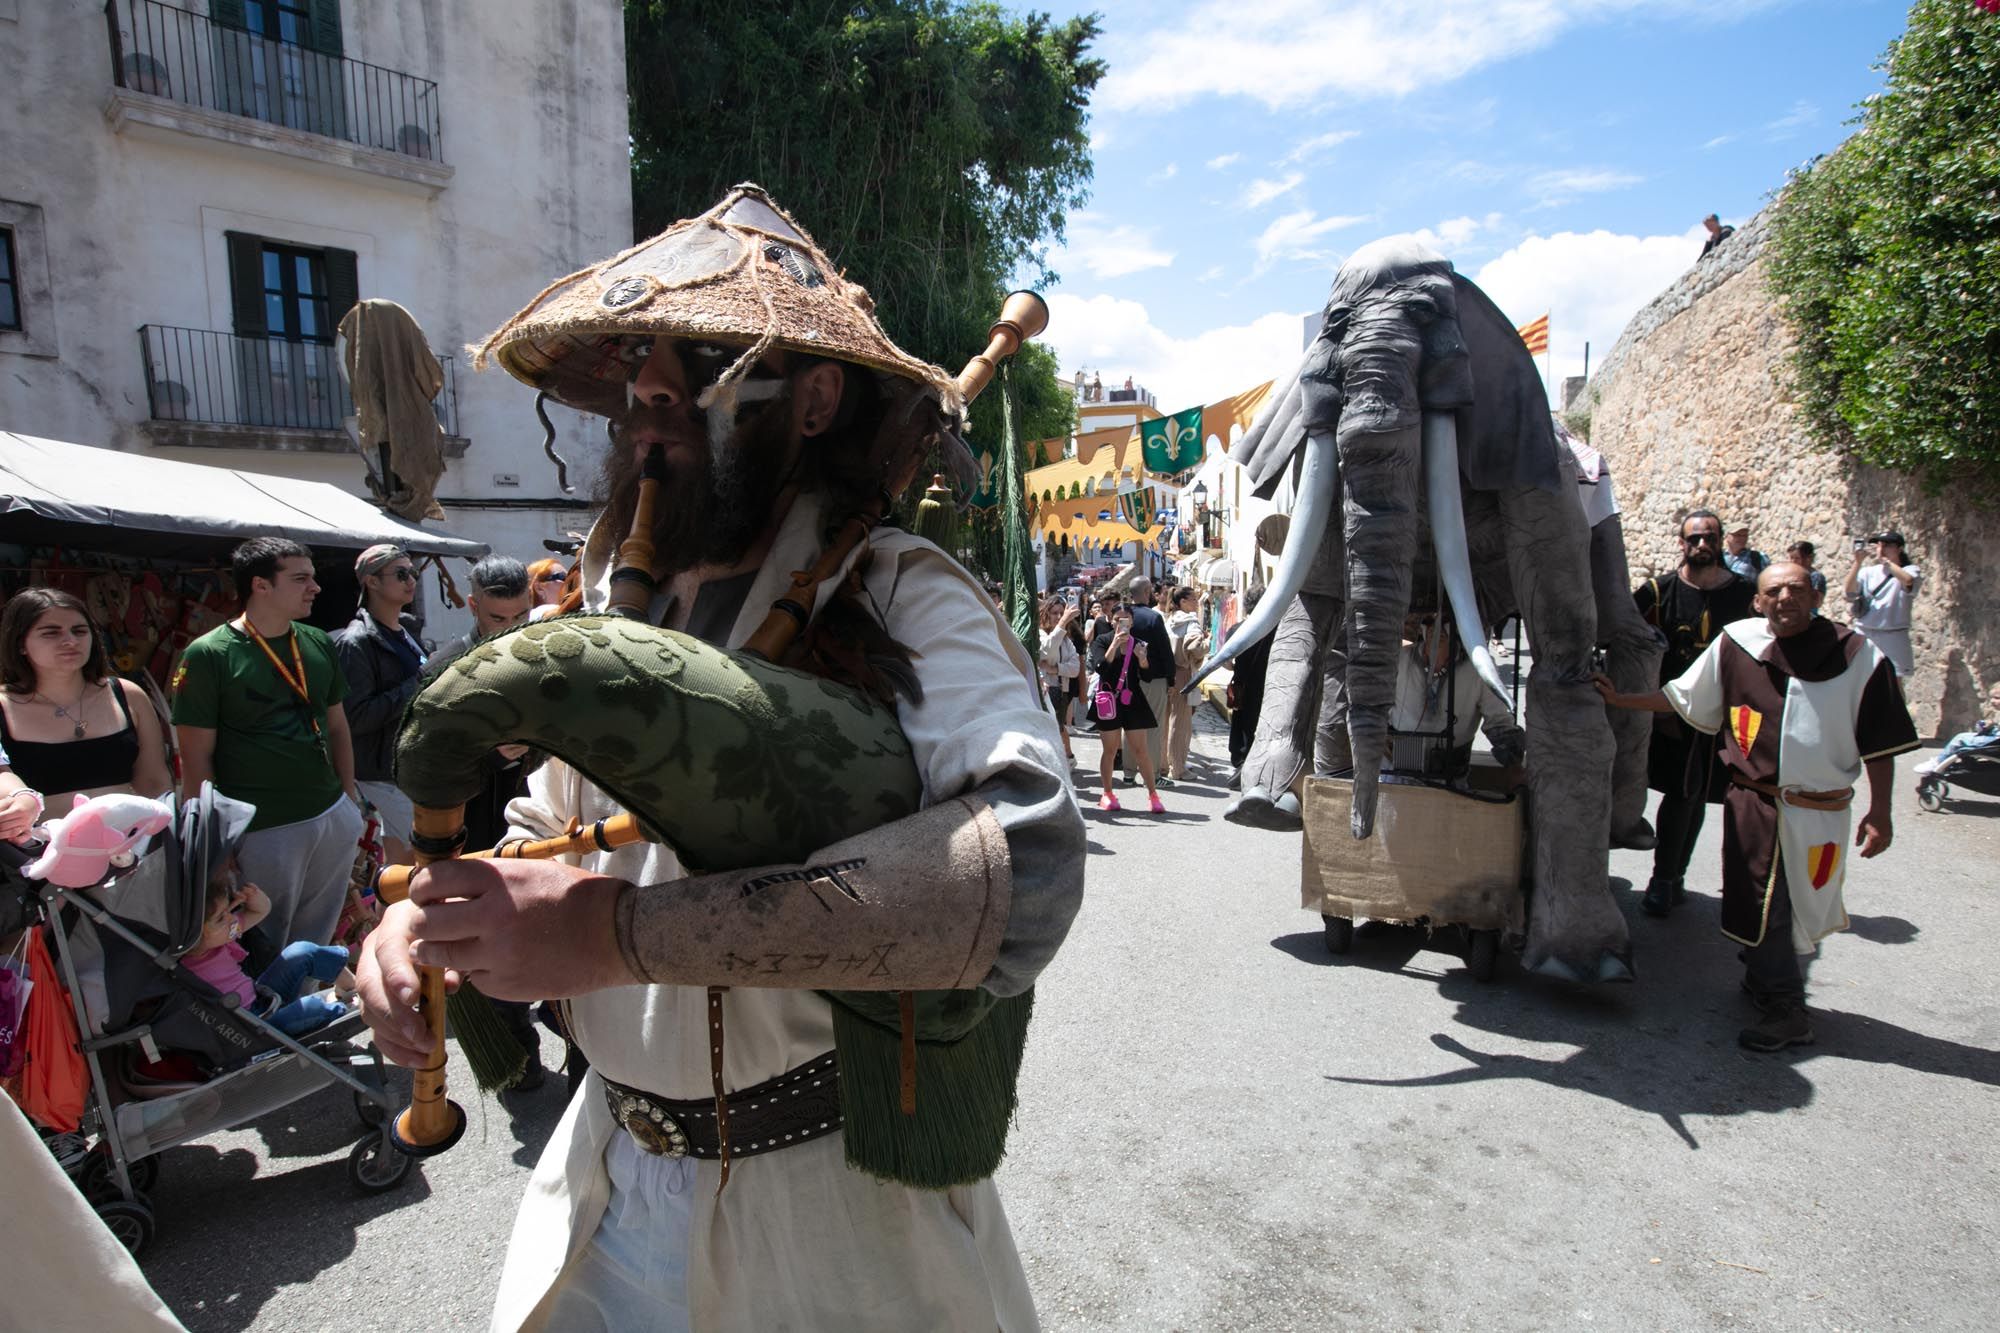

[94,1196,156,1256]
[79,1149,158,1202]
[349,1133,414,1194]
[1917,781,1946,814]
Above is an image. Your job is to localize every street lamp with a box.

[1191,479,1209,513]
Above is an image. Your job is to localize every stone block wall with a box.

[1585,210,1997,736]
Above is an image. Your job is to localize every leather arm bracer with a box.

[612,795,1013,992]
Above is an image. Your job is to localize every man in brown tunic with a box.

[1597,562,1918,1051]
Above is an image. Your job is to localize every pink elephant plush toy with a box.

[23,793,174,889]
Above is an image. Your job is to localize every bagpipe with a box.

[376,292,1048,1188]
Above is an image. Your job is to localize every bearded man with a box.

[1597,561,1917,1051]
[354,186,1083,1330]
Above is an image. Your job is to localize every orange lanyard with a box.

[239,619,323,740]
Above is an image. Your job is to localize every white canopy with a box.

[0,432,487,559]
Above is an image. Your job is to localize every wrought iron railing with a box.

[105,0,445,163]
[140,325,459,436]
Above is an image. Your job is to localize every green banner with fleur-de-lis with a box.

[1141,405,1204,475]
[1117,485,1155,534]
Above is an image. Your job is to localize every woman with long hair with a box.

[0,588,173,833]
[525,557,569,620]
[1162,585,1210,782]
[1036,597,1080,763]
[1085,590,1162,813]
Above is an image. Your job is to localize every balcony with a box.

[139,324,467,456]
[103,0,452,195]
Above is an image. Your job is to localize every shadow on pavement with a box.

[501,1077,573,1168]
[1845,912,1920,945]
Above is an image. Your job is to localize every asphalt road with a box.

[136,714,1999,1331]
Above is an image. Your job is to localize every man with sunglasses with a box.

[1632,510,1757,916]
[333,543,428,862]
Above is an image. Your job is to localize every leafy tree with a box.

[1766,0,2000,491]
[625,0,1097,465]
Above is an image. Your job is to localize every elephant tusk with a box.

[1423,410,1510,710]
[1182,426,1336,696]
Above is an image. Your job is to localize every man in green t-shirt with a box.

[172,537,364,951]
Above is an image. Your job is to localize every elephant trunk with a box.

[1339,417,1421,840]
[1182,427,1337,696]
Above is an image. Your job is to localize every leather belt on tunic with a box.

[1731,775,1855,812]
[602,1051,842,1161]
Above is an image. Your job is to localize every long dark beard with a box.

[597,391,800,579]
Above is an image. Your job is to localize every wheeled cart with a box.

[1301,770,1526,982]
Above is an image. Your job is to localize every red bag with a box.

[7,930,88,1133]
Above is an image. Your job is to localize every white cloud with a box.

[1198,264,1227,283]
[1280,129,1360,165]
[1205,152,1242,170]
[1100,0,1776,113]
[1244,172,1305,208]
[1044,293,1311,407]
[1252,209,1371,272]
[1147,162,1181,184]
[1408,212,1507,253]
[1763,99,1817,141]
[1473,225,1708,392]
[1702,131,1739,150]
[1529,167,1643,197]
[1046,212,1175,280]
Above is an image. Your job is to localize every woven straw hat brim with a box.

[475,184,959,421]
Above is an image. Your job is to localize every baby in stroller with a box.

[1913,681,2000,777]
[186,864,356,1038]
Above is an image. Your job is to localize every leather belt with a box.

[602,1052,842,1161]
[1731,775,1855,812]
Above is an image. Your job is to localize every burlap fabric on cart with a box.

[1301,775,1525,932]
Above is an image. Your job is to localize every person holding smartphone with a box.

[1085,591,1162,812]
[1844,530,1919,677]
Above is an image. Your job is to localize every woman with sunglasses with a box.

[332,544,428,862]
[526,557,569,620]
[0,587,174,839]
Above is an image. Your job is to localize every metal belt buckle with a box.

[610,1088,689,1158]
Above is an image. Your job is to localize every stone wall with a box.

[1586,210,1998,736]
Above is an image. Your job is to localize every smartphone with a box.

[1853,538,1867,552]
[1062,587,1080,606]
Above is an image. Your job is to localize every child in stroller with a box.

[1915,683,2000,814]
[187,866,357,1037]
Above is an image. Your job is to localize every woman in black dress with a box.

[1086,591,1162,812]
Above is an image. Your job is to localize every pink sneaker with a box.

[1098,794,1121,812]
[1148,793,1166,814]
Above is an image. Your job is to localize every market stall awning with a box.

[0,433,488,559]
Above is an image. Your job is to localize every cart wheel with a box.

[1916,781,1945,814]
[1322,914,1354,956]
[349,1134,414,1194]
[1466,929,1500,983]
[94,1196,156,1256]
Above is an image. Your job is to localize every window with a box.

[212,0,346,140]
[0,227,18,332]
[224,230,356,429]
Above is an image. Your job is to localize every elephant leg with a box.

[1499,482,1630,984]
[1589,513,1665,845]
[1312,608,1351,775]
[1228,590,1340,829]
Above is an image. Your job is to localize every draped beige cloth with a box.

[339,298,447,521]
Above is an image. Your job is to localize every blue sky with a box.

[1033,0,1910,409]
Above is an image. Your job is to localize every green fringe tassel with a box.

[913,475,959,555]
[829,988,1034,1190]
[445,980,529,1091]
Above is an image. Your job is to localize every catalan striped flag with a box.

[1516,313,1550,355]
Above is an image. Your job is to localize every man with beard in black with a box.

[1632,508,1756,916]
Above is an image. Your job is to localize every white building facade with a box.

[0,0,629,637]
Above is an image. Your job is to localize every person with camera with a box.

[1086,590,1162,812]
[1844,530,1919,677]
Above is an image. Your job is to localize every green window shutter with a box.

[323,247,359,328]
[212,0,246,30]
[226,231,267,337]
[308,0,343,56]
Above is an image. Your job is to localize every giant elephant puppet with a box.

[1189,237,1662,984]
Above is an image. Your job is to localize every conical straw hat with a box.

[474,183,959,421]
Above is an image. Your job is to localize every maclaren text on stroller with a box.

[4,785,413,1256]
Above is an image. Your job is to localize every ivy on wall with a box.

[1766,0,2000,495]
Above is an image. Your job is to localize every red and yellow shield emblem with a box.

[1730,705,1763,755]
[1806,841,1841,890]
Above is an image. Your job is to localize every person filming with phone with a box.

[1843,530,1919,677]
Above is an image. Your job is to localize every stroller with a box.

[2,785,411,1257]
[1916,747,2000,814]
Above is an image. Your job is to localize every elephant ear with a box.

[1447,273,1565,495]
[1232,350,1313,500]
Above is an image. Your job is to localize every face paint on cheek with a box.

[698,376,789,454]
